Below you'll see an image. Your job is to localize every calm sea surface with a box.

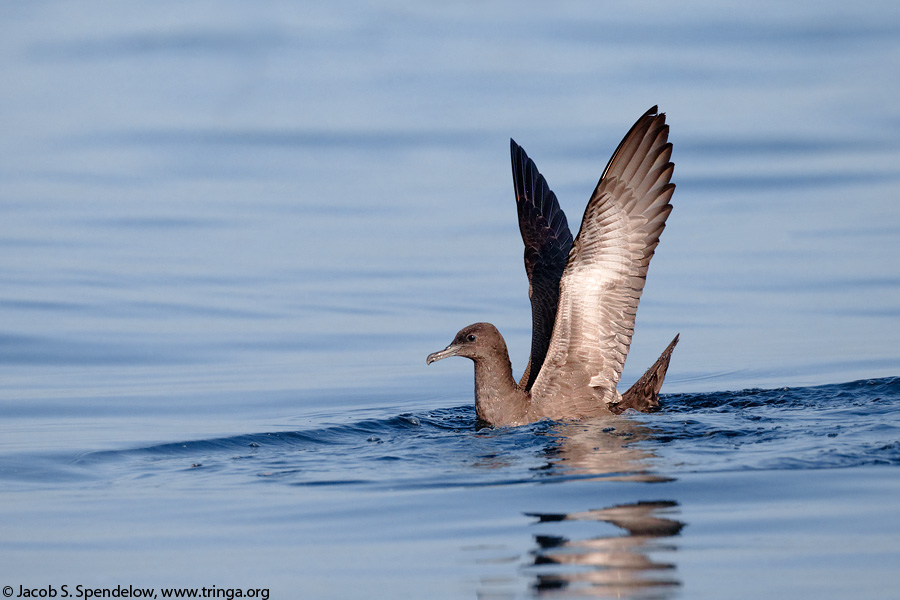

[2,1,900,598]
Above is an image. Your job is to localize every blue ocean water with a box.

[2,1,900,598]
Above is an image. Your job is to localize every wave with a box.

[8,376,897,488]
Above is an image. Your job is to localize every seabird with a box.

[427,106,679,427]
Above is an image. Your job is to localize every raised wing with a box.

[529,107,675,417]
[510,139,574,391]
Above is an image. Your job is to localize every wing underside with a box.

[529,107,675,417]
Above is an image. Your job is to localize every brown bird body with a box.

[427,107,679,427]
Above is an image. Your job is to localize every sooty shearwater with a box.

[427,106,679,427]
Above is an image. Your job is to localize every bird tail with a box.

[610,334,679,414]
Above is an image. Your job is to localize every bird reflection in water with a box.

[541,417,670,481]
[527,418,684,597]
[527,501,683,597]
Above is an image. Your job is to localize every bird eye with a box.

[466,334,477,342]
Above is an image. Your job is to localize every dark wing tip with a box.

[510,138,526,160]
[510,138,527,182]
[598,106,667,182]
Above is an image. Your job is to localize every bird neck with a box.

[473,351,530,427]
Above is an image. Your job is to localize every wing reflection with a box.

[528,501,683,597]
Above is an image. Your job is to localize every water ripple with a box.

[37,376,898,491]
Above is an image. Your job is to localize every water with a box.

[2,1,900,598]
